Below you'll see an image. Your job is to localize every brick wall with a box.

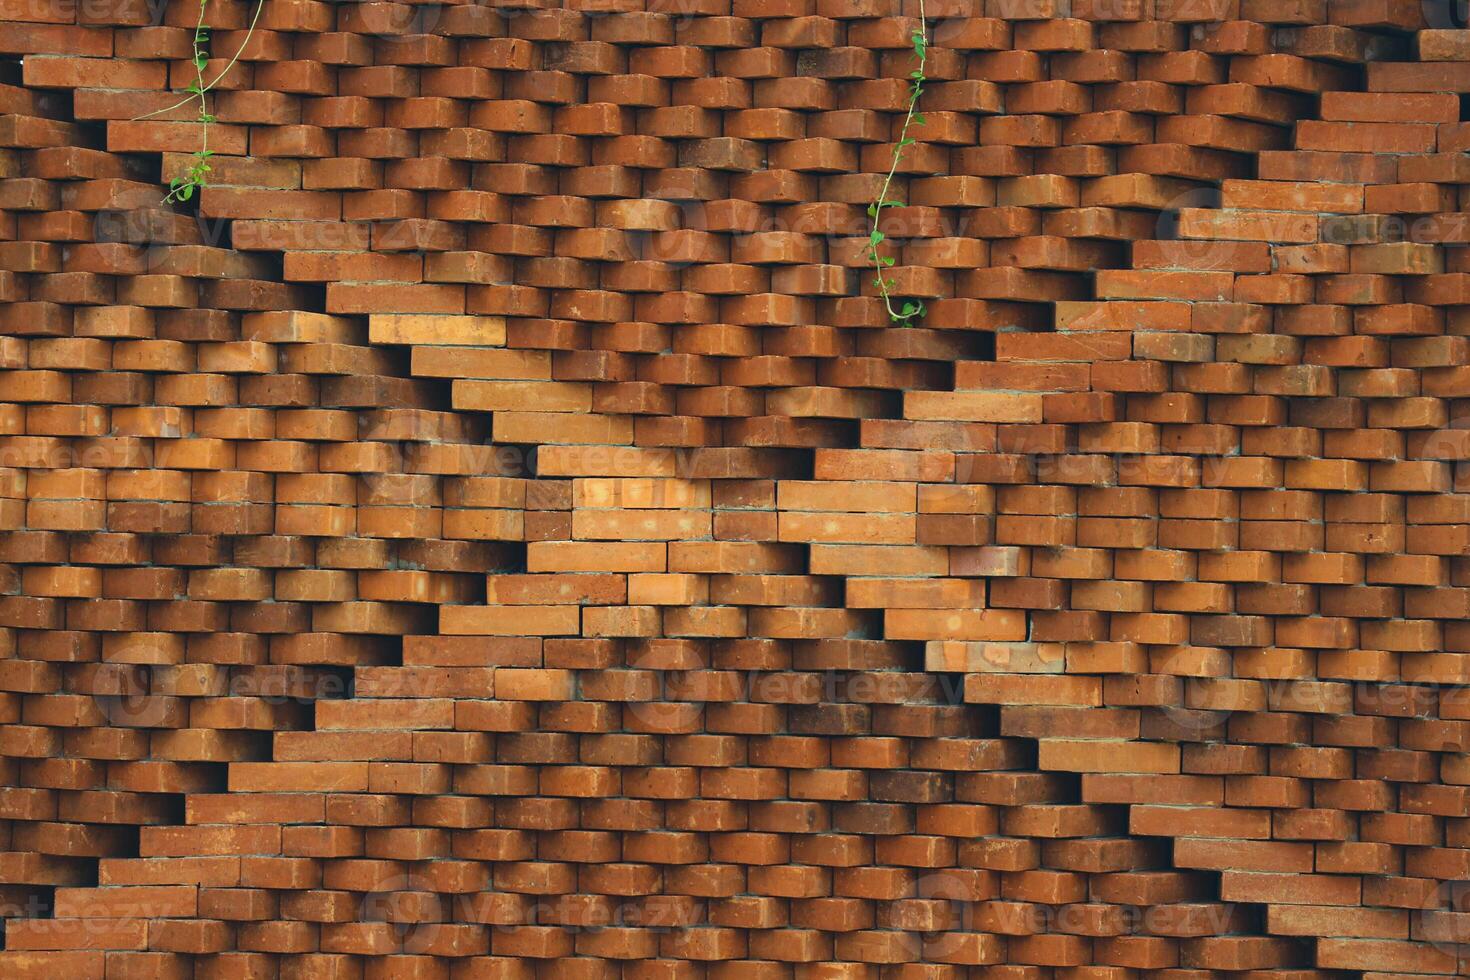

[1,0,1470,977]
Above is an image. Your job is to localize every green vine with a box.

[866,1,928,327]
[135,0,265,204]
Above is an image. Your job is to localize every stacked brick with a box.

[2,0,1470,976]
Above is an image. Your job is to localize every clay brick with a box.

[0,8,1464,978]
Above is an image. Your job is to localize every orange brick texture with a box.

[3,0,1470,977]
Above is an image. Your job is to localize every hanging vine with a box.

[135,0,265,204]
[865,1,928,327]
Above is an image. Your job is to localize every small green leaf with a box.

[901,302,917,316]
[881,256,895,267]
[866,203,878,218]
[869,230,884,245]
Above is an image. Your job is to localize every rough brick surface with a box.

[1,1,1469,978]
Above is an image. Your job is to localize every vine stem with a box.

[867,0,928,327]
[136,0,265,203]
[138,0,266,122]
[170,0,212,203]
